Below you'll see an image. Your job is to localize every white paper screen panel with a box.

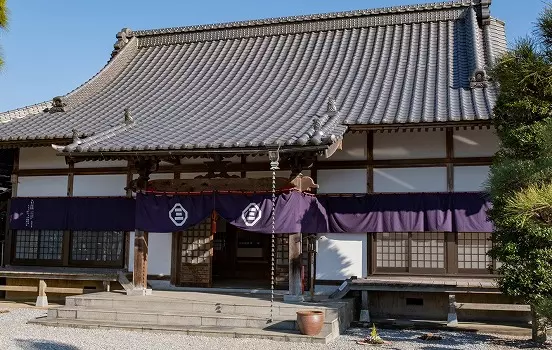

[17,176,68,197]
[317,169,367,194]
[73,175,127,196]
[19,147,67,170]
[373,167,447,192]
[373,130,446,159]
[453,166,490,192]
[453,128,498,157]
[320,132,367,161]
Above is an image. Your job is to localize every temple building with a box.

[0,0,517,324]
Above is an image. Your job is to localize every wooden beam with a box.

[446,232,458,274]
[348,120,493,132]
[0,285,38,292]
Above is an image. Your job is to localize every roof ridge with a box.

[131,0,473,37]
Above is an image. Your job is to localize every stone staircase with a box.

[30,291,355,343]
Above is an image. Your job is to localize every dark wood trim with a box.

[14,156,493,178]
[446,232,458,274]
[240,155,247,178]
[367,131,374,193]
[348,120,493,132]
[367,233,376,275]
[446,128,454,192]
[124,162,133,270]
[310,160,318,194]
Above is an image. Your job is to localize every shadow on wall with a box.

[14,339,81,350]
[315,234,357,281]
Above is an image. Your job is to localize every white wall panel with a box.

[373,167,447,192]
[148,232,172,276]
[454,166,490,192]
[453,128,499,157]
[317,169,366,194]
[73,175,127,196]
[19,147,66,169]
[373,130,446,159]
[316,233,367,280]
[74,160,128,168]
[17,176,68,197]
[128,231,135,271]
[321,133,367,161]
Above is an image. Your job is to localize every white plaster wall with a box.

[17,176,68,197]
[147,232,172,276]
[373,167,447,192]
[320,132,367,161]
[19,147,67,169]
[73,175,127,196]
[317,169,366,194]
[316,169,367,281]
[316,233,367,280]
[74,160,128,168]
[454,166,490,192]
[131,172,175,274]
[453,128,499,157]
[373,130,446,159]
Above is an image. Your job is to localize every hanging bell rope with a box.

[268,149,280,324]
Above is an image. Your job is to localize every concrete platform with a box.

[30,290,355,344]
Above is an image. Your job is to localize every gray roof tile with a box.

[0,0,503,154]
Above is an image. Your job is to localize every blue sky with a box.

[0,0,547,112]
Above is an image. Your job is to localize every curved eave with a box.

[60,144,333,161]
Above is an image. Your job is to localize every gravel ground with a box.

[0,308,543,350]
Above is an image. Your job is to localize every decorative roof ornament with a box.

[72,129,83,145]
[47,96,67,113]
[327,97,338,114]
[111,28,133,58]
[124,108,134,124]
[470,69,489,89]
[475,0,491,26]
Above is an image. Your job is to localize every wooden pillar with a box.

[366,131,374,193]
[133,231,148,290]
[132,159,157,292]
[285,232,303,301]
[63,160,75,266]
[4,148,19,267]
[124,162,133,270]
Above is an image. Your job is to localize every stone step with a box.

[30,317,334,344]
[48,307,339,332]
[65,294,345,319]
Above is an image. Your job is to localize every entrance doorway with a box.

[212,220,272,288]
[172,214,291,290]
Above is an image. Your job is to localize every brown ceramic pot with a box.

[296,310,325,336]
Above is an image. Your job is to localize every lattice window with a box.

[376,233,408,268]
[70,231,124,263]
[181,218,212,264]
[276,234,289,266]
[458,232,492,270]
[411,232,445,269]
[14,230,63,261]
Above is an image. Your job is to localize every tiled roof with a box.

[0,0,505,154]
